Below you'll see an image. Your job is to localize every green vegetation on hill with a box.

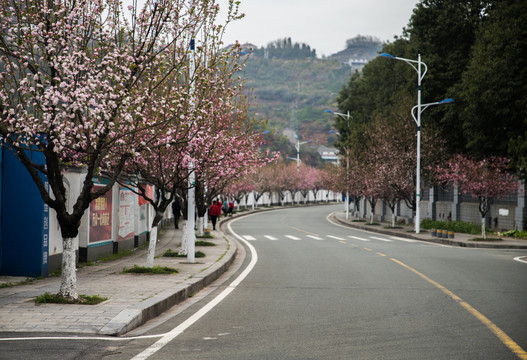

[243,56,349,143]
[238,36,388,166]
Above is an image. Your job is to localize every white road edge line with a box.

[326,211,449,247]
[129,218,258,360]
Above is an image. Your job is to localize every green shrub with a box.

[421,219,486,235]
[500,229,527,239]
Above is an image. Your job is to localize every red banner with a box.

[89,187,113,243]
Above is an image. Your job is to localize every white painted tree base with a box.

[146,226,158,268]
[59,237,78,299]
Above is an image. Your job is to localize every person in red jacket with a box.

[209,200,221,230]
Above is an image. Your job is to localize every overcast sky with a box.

[219,0,419,57]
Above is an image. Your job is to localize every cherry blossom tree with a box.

[271,162,295,205]
[251,165,275,207]
[319,164,342,202]
[436,154,519,238]
[120,41,250,263]
[310,167,324,202]
[225,177,255,209]
[0,0,242,299]
[297,165,320,204]
[191,110,276,238]
[365,98,447,226]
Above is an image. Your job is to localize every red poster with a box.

[138,184,153,206]
[89,187,113,243]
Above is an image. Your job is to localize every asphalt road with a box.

[2,204,526,359]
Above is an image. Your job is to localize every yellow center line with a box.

[290,226,320,236]
[376,252,387,257]
[390,258,527,360]
[280,216,320,237]
[364,248,373,252]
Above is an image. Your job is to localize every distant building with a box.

[348,58,368,72]
[317,145,339,163]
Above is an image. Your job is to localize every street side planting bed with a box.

[35,292,107,305]
[162,249,206,258]
[123,265,179,274]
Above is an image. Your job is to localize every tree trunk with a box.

[196,216,204,237]
[179,220,189,255]
[146,225,158,268]
[392,212,396,228]
[59,237,78,300]
[146,211,164,268]
[479,196,489,239]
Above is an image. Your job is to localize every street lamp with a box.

[326,109,351,220]
[380,53,453,233]
[295,139,312,170]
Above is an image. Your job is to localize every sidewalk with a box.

[0,224,237,336]
[332,211,527,249]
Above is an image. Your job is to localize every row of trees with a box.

[329,0,524,237]
[0,0,275,299]
[225,162,337,207]
[251,37,317,60]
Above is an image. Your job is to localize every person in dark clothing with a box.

[209,200,221,230]
[228,201,234,217]
[171,197,181,229]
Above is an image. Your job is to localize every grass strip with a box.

[35,292,107,305]
[123,265,179,274]
[162,249,206,258]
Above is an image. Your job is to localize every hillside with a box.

[243,56,349,145]
[240,36,382,148]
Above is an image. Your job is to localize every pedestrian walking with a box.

[171,197,181,229]
[209,200,221,230]
[222,199,229,217]
[228,200,234,217]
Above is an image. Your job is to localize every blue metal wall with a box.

[0,148,49,277]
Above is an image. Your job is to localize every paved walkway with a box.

[332,211,527,249]
[0,224,236,336]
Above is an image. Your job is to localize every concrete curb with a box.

[98,237,238,336]
[331,213,527,249]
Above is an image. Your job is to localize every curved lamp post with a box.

[380,53,454,233]
[325,110,351,219]
[295,140,312,170]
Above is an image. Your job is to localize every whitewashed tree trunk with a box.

[481,217,486,239]
[196,217,204,237]
[179,220,189,255]
[59,237,78,299]
[146,225,158,268]
[392,213,396,227]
